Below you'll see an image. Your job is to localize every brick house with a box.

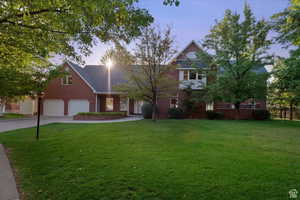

[16,41,267,119]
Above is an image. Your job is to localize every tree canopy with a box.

[198,4,271,112]
[273,0,300,55]
[0,0,179,68]
[269,57,300,120]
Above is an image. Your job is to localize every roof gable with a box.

[173,40,202,61]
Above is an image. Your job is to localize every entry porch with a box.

[95,94,143,115]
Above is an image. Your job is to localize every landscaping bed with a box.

[73,112,127,120]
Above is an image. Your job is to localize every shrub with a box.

[168,108,185,119]
[77,112,126,116]
[142,103,155,119]
[253,110,270,120]
[206,111,224,120]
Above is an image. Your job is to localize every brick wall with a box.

[43,63,96,115]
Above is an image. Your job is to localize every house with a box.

[14,41,267,119]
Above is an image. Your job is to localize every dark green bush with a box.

[206,111,224,120]
[253,110,270,120]
[168,108,185,119]
[141,103,157,119]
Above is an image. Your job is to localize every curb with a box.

[0,144,20,200]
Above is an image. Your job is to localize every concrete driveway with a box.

[0,116,72,133]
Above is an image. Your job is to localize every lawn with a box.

[0,120,299,200]
[0,113,26,120]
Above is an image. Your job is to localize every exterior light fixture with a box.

[106,59,113,69]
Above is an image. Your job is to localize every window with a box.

[186,51,197,59]
[182,70,205,81]
[106,97,114,111]
[197,73,203,80]
[183,70,189,80]
[120,98,128,111]
[62,75,72,85]
[206,102,214,111]
[189,71,197,80]
[170,97,178,108]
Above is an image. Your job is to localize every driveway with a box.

[0,116,72,133]
[0,116,143,133]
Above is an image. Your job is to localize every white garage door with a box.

[68,100,89,116]
[43,99,64,116]
[20,99,34,114]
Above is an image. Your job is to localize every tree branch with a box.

[0,8,69,24]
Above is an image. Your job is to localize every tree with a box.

[0,62,63,115]
[273,0,300,55]
[115,26,178,121]
[0,0,179,69]
[198,4,271,118]
[100,41,135,66]
[269,57,300,120]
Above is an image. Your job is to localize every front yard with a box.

[0,120,299,200]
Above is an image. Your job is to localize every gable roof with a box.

[171,40,202,63]
[67,61,127,93]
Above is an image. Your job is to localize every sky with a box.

[83,0,291,65]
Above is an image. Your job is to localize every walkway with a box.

[0,144,19,200]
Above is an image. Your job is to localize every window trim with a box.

[182,70,204,81]
[169,96,179,108]
[105,97,114,111]
[61,75,73,85]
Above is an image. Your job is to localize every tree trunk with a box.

[289,103,293,121]
[234,102,241,120]
[279,108,283,119]
[284,108,287,119]
[152,93,157,122]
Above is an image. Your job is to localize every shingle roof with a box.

[67,60,268,93]
[67,61,127,93]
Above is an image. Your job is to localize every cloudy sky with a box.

[83,0,290,65]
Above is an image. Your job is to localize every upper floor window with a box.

[62,75,72,85]
[186,51,197,59]
[189,71,197,80]
[183,70,189,80]
[182,70,204,81]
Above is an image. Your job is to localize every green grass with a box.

[77,112,126,116]
[0,112,26,120]
[0,120,299,200]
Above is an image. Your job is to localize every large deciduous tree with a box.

[0,63,63,115]
[269,57,300,120]
[115,26,178,121]
[198,4,271,117]
[273,0,300,55]
[0,0,179,68]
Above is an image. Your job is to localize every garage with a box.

[68,99,89,116]
[43,99,64,116]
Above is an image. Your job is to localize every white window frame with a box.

[120,97,128,111]
[169,96,179,108]
[182,70,204,81]
[106,97,114,111]
[61,75,72,85]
